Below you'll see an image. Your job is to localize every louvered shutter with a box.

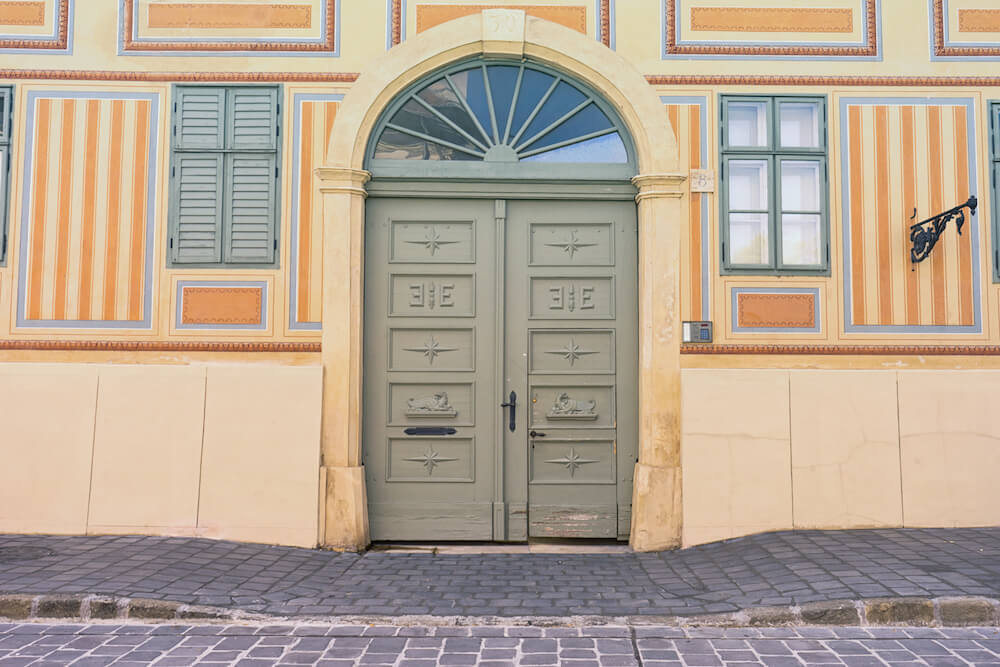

[171,153,224,263]
[0,146,7,263]
[227,88,277,151]
[175,87,226,150]
[224,154,276,263]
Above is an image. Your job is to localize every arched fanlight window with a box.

[367,60,636,180]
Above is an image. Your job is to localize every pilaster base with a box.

[322,465,370,551]
[629,462,682,552]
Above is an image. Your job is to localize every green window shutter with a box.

[227,88,278,151]
[175,87,226,150]
[171,153,224,263]
[224,154,276,264]
[0,146,7,263]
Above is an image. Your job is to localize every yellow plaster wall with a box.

[0,362,322,547]
[682,368,1000,547]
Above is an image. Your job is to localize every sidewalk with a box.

[1,528,999,622]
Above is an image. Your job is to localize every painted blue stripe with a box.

[175,281,269,331]
[17,91,159,330]
[731,287,822,334]
[289,93,343,332]
[839,96,982,334]
[661,95,711,320]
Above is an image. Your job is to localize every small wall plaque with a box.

[690,169,715,193]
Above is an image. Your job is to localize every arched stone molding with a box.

[318,9,686,551]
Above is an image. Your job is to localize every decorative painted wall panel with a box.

[732,288,820,333]
[120,0,338,54]
[389,0,612,48]
[177,281,267,330]
[663,0,879,58]
[0,0,70,51]
[840,98,980,333]
[663,97,709,322]
[931,0,1000,59]
[289,95,340,331]
[17,92,159,329]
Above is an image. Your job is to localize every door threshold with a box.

[370,540,631,555]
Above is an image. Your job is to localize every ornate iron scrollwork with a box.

[909,196,977,264]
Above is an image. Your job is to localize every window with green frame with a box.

[169,85,281,267]
[992,101,1000,281]
[719,95,829,274]
[0,87,12,265]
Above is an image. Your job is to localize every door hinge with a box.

[273,239,277,250]
[275,166,279,178]
[173,101,177,113]
[169,237,174,249]
[171,165,176,178]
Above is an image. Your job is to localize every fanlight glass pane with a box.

[518,81,587,146]
[520,103,614,154]
[780,102,820,148]
[391,100,483,154]
[522,133,628,163]
[416,80,488,145]
[370,62,632,166]
[728,101,768,147]
[374,128,478,161]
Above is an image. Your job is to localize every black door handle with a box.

[500,391,516,432]
[529,431,546,438]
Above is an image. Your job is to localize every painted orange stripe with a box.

[874,106,891,326]
[297,102,314,324]
[953,106,973,326]
[927,106,946,325]
[128,100,149,321]
[848,105,865,326]
[688,104,702,321]
[901,106,919,325]
[103,100,124,322]
[52,99,75,320]
[27,98,51,321]
[78,99,100,320]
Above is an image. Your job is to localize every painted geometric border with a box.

[119,0,340,55]
[175,280,269,331]
[839,96,982,334]
[662,0,881,59]
[16,91,160,330]
[660,95,709,322]
[930,0,1000,60]
[387,0,613,49]
[731,287,822,334]
[0,0,72,53]
[289,93,343,332]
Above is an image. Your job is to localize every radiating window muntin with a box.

[368,60,634,178]
[721,95,829,274]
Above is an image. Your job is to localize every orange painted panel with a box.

[0,1,45,26]
[958,9,1000,33]
[689,7,853,33]
[182,287,263,326]
[416,4,587,34]
[738,293,816,329]
[147,3,313,30]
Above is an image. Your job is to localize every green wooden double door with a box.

[363,197,638,541]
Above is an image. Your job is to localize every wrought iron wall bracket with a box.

[909,195,977,265]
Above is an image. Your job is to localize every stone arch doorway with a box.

[317,9,686,551]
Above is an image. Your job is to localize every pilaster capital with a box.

[631,172,688,202]
[316,167,372,197]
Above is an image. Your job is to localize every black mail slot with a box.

[404,427,457,436]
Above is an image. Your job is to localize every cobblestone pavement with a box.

[1,528,999,617]
[1,623,999,666]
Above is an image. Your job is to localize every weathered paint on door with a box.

[364,197,637,540]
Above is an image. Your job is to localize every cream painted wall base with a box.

[682,369,1000,547]
[0,362,322,548]
[630,462,682,552]
[322,465,369,551]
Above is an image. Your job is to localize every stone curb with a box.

[1,594,998,628]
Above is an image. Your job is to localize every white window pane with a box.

[729,160,768,210]
[780,102,820,148]
[781,214,822,265]
[730,213,769,265]
[781,161,820,211]
[728,102,768,147]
